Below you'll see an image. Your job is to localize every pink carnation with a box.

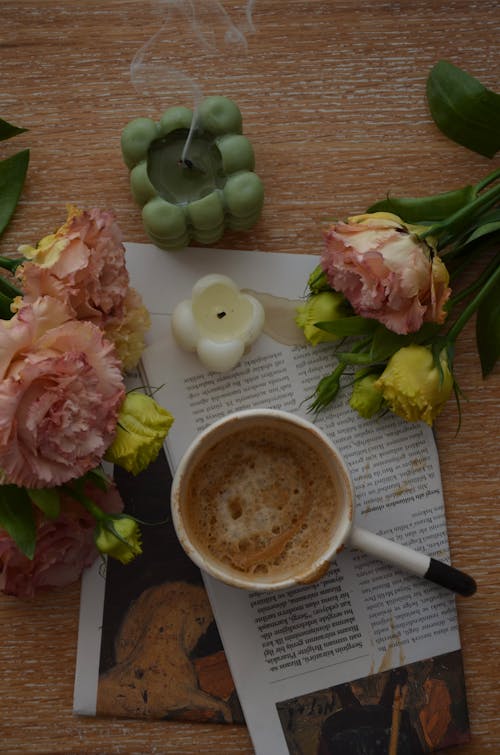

[16,206,130,329]
[15,207,150,371]
[0,296,125,488]
[321,213,451,335]
[101,286,151,372]
[0,481,124,598]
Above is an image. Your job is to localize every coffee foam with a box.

[183,423,341,580]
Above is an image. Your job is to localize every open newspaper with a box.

[74,243,470,753]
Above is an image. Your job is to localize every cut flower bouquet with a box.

[296,169,500,425]
[0,206,173,598]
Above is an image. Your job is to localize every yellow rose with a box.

[375,345,453,425]
[95,516,142,564]
[349,373,384,419]
[105,392,174,475]
[295,291,347,346]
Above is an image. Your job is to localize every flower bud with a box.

[374,345,453,425]
[95,516,142,564]
[105,392,174,475]
[295,291,347,346]
[349,373,384,419]
[307,264,331,294]
[311,370,343,412]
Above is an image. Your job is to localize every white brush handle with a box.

[348,526,476,597]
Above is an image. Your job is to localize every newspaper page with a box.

[75,243,469,751]
[135,244,466,753]
[73,366,146,716]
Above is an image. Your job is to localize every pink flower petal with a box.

[322,214,451,335]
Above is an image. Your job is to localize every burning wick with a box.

[176,156,206,173]
[177,157,193,169]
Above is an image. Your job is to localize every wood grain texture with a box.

[0,1,499,753]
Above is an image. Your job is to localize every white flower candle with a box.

[171,274,265,372]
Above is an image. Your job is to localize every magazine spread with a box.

[74,243,470,753]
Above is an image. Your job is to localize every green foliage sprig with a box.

[427,60,500,158]
[304,61,500,420]
[0,117,29,239]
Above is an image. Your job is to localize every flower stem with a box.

[444,227,500,263]
[448,252,500,308]
[64,484,105,521]
[474,167,500,194]
[0,291,14,319]
[420,180,500,244]
[0,276,22,300]
[310,337,371,412]
[0,255,24,273]
[447,259,500,344]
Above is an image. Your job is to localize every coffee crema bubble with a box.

[183,425,340,580]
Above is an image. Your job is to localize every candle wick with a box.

[178,157,194,169]
[177,157,205,174]
[217,311,226,319]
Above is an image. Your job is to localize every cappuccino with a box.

[172,410,477,596]
[180,420,345,584]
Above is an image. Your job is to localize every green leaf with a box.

[315,316,378,337]
[0,274,22,299]
[0,485,37,559]
[0,291,14,319]
[463,217,500,245]
[367,185,475,223]
[338,352,372,365]
[0,254,25,273]
[0,118,27,142]
[27,489,61,520]
[476,277,500,377]
[307,265,332,294]
[370,323,441,362]
[0,149,29,237]
[370,327,411,361]
[426,61,500,158]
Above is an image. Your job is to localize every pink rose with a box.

[0,481,124,598]
[321,212,451,335]
[16,206,130,329]
[0,296,125,488]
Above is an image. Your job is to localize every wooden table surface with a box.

[1,1,499,753]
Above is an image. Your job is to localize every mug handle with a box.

[348,526,477,597]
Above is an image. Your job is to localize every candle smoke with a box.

[130,0,255,101]
[130,1,256,163]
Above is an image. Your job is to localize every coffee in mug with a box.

[171,409,477,596]
[171,409,353,590]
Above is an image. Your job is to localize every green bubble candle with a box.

[121,96,264,250]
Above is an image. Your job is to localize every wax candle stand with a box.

[171,273,265,372]
[121,96,264,250]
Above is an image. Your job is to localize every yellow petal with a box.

[105,393,174,474]
[375,345,453,425]
[95,517,142,564]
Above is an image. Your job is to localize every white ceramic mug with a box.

[171,409,476,596]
